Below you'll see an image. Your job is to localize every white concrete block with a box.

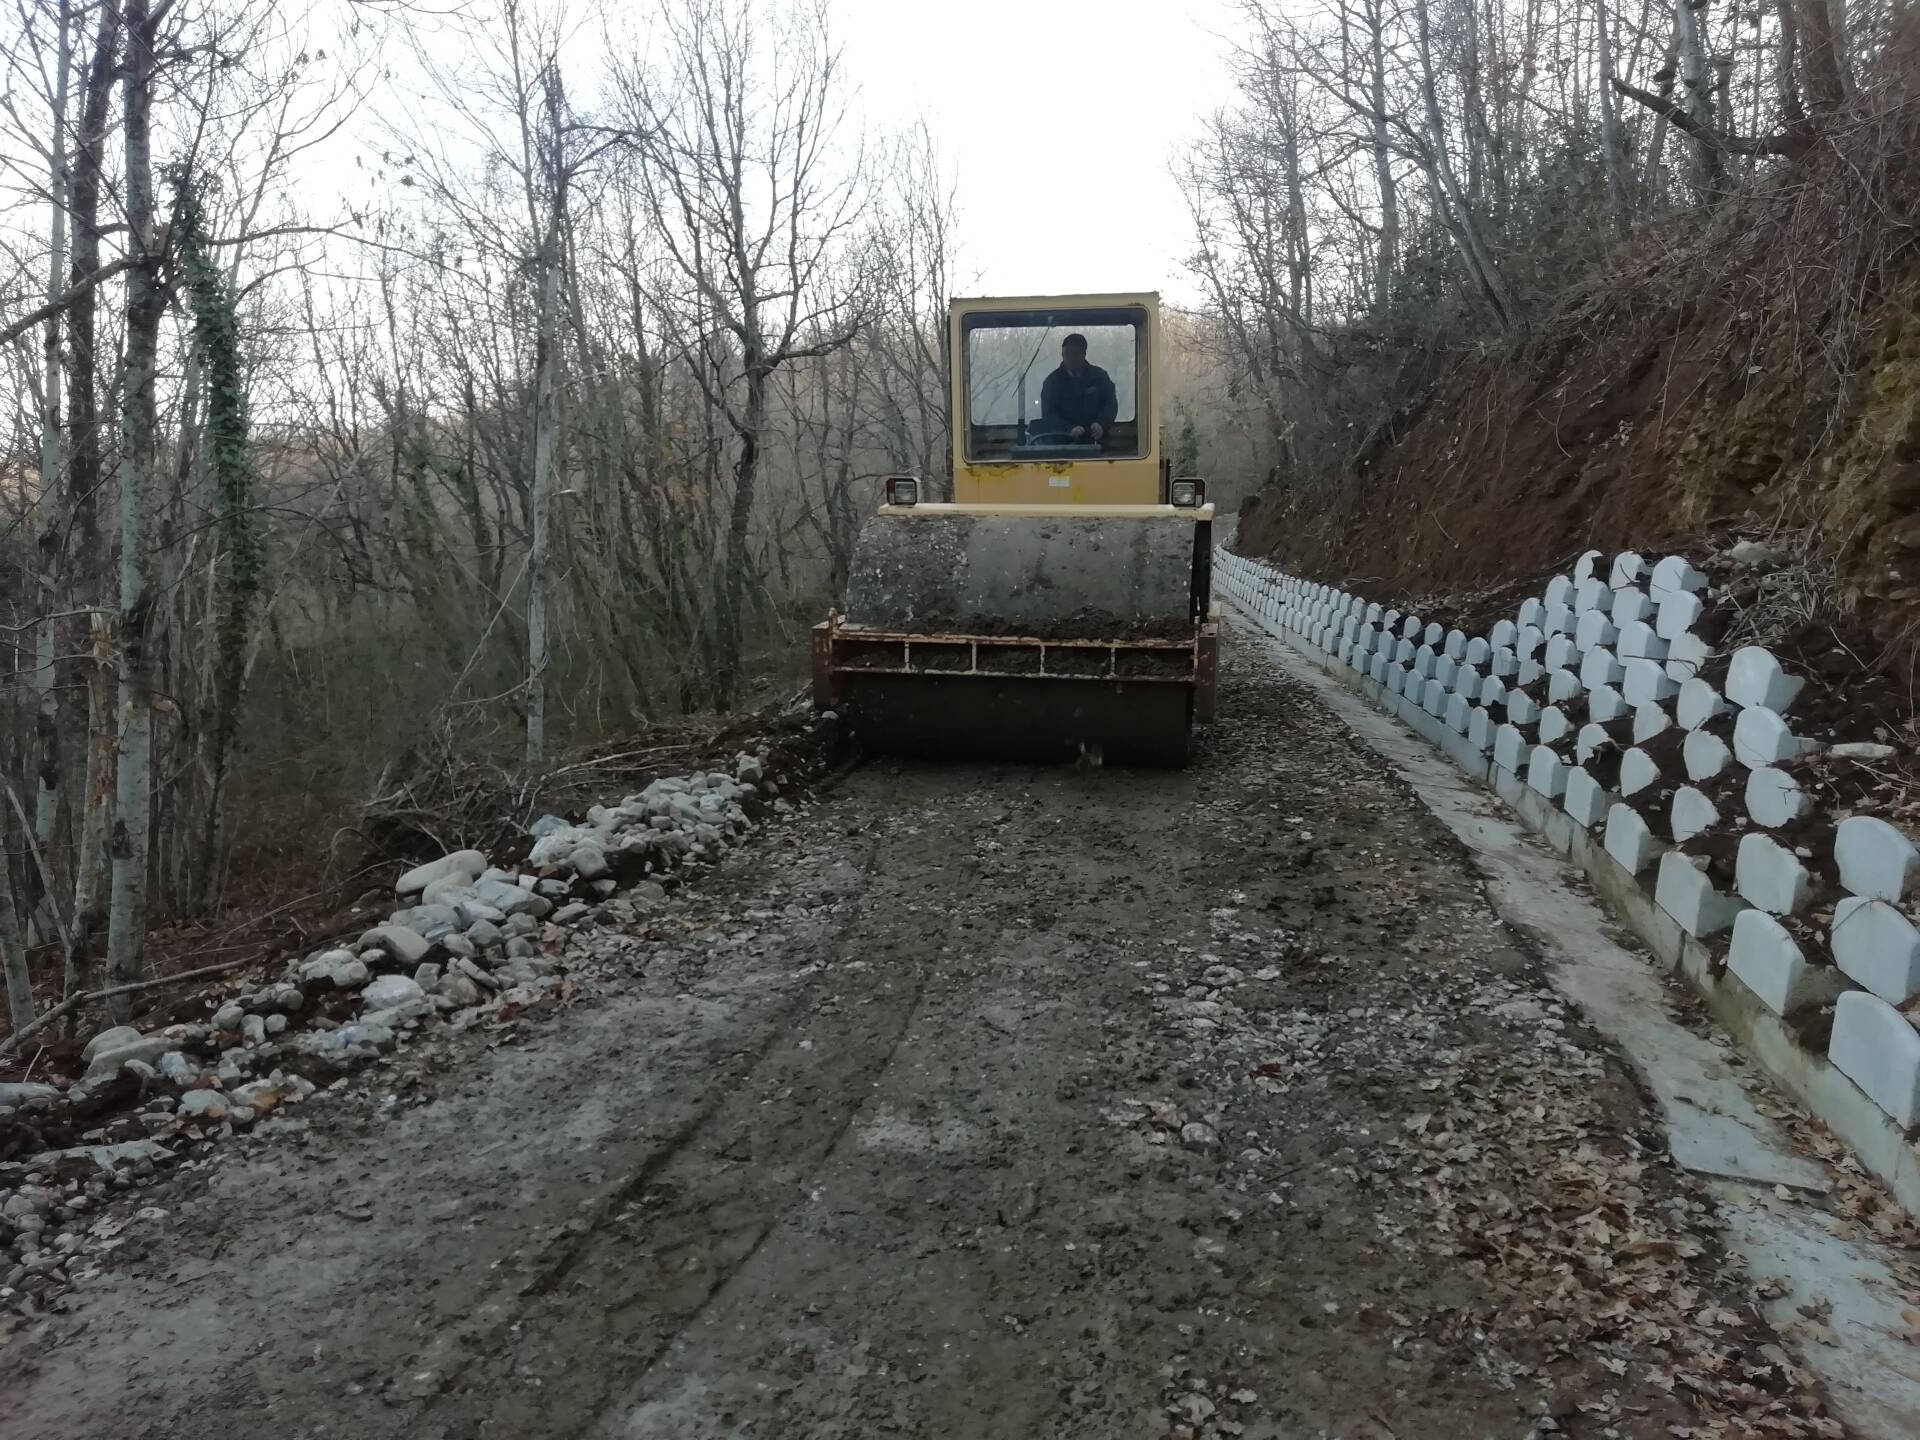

[1424,677,1449,717]
[1365,602,1383,624]
[1516,625,1545,660]
[1382,609,1402,634]
[1622,658,1678,706]
[1563,767,1610,827]
[1829,990,1920,1128]
[1464,636,1490,667]
[1574,549,1605,584]
[1506,691,1540,727]
[1729,910,1840,1017]
[1369,653,1389,683]
[1665,632,1712,684]
[1479,677,1506,708]
[1833,895,1920,1003]
[1655,590,1704,642]
[1575,610,1618,652]
[1726,646,1805,714]
[1487,648,1516,680]
[1609,552,1645,589]
[1616,620,1670,661]
[1676,679,1726,730]
[1452,663,1481,698]
[1538,706,1573,746]
[1468,706,1496,754]
[1632,704,1672,745]
[1576,723,1612,765]
[1619,747,1662,797]
[1527,746,1569,799]
[1446,692,1472,734]
[1610,588,1654,626]
[1733,706,1810,769]
[1545,603,1577,636]
[1338,642,1355,665]
[1655,851,1744,937]
[1443,629,1467,660]
[1549,668,1584,704]
[1395,637,1416,664]
[1489,619,1517,649]
[1649,555,1709,603]
[1835,816,1920,904]
[1423,622,1443,647]
[1434,655,1459,689]
[1402,616,1422,640]
[1546,634,1578,672]
[1517,658,1545,688]
[1516,599,1543,632]
[1575,577,1612,614]
[1410,647,1437,680]
[1736,832,1814,915]
[1587,684,1628,722]
[1605,804,1662,875]
[1494,724,1527,773]
[1386,667,1407,697]
[1545,576,1575,610]
[1746,768,1811,829]
[1683,728,1732,782]
[1671,786,1720,842]
[1580,647,1625,691]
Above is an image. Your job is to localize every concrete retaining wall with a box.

[1216,547,1920,1214]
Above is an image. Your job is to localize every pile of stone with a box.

[1217,547,1920,1209]
[0,751,776,1318]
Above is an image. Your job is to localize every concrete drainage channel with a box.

[1216,554,1920,1437]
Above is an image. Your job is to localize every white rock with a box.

[1655,590,1704,642]
[1832,895,1920,1002]
[1611,588,1654,625]
[1829,991,1920,1127]
[1527,747,1569,799]
[1616,621,1669,661]
[1575,610,1618,652]
[361,974,427,1012]
[1579,648,1624,691]
[1563,767,1610,827]
[178,1089,231,1121]
[1494,724,1527,773]
[1736,832,1814,914]
[1655,851,1743,937]
[1831,742,1897,761]
[1671,787,1720,843]
[1684,728,1733,782]
[1621,658,1677,706]
[1733,706,1808,769]
[1676,679,1726,730]
[1619,747,1661,797]
[1587,685,1628,722]
[1609,552,1646,589]
[1575,723,1612,766]
[1649,556,1709,602]
[397,849,488,898]
[1632,705,1672,745]
[1745,768,1810,828]
[82,1025,143,1066]
[1538,706,1573,746]
[1665,632,1712,683]
[1834,816,1920,902]
[1725,646,1805,714]
[1728,910,1839,1016]
[359,924,431,965]
[1605,804,1662,875]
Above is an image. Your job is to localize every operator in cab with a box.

[1039,332,1118,446]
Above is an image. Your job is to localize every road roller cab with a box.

[811,292,1218,765]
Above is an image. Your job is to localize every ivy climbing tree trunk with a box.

[105,0,163,1020]
[174,181,262,915]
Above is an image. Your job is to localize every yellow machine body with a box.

[814,292,1217,765]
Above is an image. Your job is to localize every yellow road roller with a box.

[811,292,1217,764]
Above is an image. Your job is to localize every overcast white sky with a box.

[834,0,1239,302]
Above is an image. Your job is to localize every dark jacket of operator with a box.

[1039,362,1118,435]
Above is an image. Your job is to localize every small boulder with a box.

[178,1089,231,1122]
[396,849,488,898]
[82,1025,143,1066]
[358,924,431,966]
[361,974,426,1012]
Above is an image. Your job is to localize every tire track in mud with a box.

[420,821,986,1438]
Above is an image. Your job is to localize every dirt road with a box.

[3,630,1842,1439]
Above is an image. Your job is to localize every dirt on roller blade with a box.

[0,629,1833,1439]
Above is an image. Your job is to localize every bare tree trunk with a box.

[1415,0,1515,328]
[105,0,162,1022]
[1672,0,1723,195]
[526,235,557,764]
[32,0,74,868]
[1366,0,1399,313]
[713,362,767,709]
[0,842,32,1034]
[1595,0,1633,235]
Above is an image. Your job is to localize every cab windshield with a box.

[963,308,1143,461]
